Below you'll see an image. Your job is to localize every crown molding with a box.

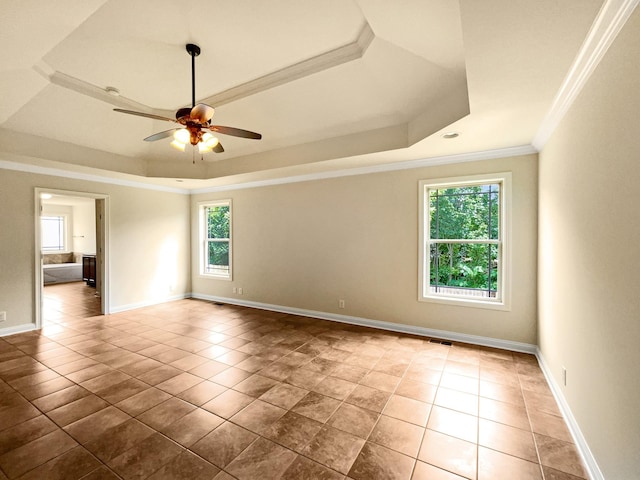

[532,0,640,150]
[34,61,166,114]
[1,144,535,195]
[0,159,189,195]
[202,22,375,107]
[191,145,536,194]
[32,22,375,114]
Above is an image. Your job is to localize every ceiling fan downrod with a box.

[186,43,200,109]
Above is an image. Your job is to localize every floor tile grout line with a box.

[520,365,549,480]
[1,290,587,480]
[410,345,448,479]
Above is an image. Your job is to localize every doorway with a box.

[34,189,109,328]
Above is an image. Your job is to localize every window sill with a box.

[199,273,232,281]
[420,295,511,311]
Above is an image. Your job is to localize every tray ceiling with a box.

[0,0,604,187]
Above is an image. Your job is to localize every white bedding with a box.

[43,263,82,285]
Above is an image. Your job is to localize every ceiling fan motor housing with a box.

[176,107,192,120]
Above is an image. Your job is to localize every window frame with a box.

[41,214,70,253]
[418,172,512,311]
[199,199,233,281]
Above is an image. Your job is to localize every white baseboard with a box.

[190,293,537,354]
[109,293,191,314]
[0,323,38,338]
[1,293,599,479]
[2,290,601,480]
[193,293,601,478]
[536,350,603,480]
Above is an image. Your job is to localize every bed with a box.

[43,262,83,285]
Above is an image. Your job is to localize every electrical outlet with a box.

[238,288,243,295]
[232,287,237,294]
[338,299,345,309]
[0,311,6,323]
[562,366,567,386]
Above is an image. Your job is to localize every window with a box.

[419,173,511,309]
[200,200,232,279]
[41,215,68,252]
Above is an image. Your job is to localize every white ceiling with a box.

[0,0,605,188]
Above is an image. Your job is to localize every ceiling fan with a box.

[113,43,261,157]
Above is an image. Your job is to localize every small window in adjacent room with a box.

[200,200,232,279]
[419,173,511,310]
[41,215,68,252]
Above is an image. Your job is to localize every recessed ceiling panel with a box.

[356,0,465,71]
[360,37,466,119]
[196,57,406,157]
[42,0,365,109]
[460,0,604,111]
[3,84,152,158]
[0,0,106,68]
[0,69,49,124]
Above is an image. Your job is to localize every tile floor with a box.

[0,282,588,479]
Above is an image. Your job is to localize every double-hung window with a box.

[41,215,68,252]
[419,173,511,310]
[200,200,232,279]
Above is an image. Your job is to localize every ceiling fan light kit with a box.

[113,43,261,161]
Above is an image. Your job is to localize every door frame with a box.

[34,188,110,328]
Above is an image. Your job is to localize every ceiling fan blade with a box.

[190,103,215,123]
[213,141,224,153]
[209,125,262,140]
[114,109,176,123]
[144,129,181,142]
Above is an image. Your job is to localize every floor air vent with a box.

[429,339,452,346]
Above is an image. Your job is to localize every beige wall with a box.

[192,155,538,344]
[538,7,640,480]
[41,200,97,255]
[71,200,97,255]
[0,169,191,329]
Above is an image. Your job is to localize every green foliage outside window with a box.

[206,205,230,271]
[207,242,229,272]
[207,206,230,239]
[429,185,499,293]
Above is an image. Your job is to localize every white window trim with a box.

[41,214,70,253]
[418,172,512,311]
[198,199,233,281]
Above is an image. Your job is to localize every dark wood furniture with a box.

[82,255,96,287]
